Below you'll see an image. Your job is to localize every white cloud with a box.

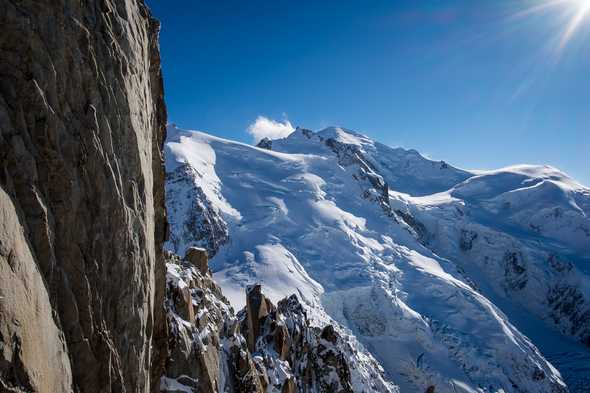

[247,116,295,144]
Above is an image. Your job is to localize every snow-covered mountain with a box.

[165,124,590,393]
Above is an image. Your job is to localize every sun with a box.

[573,0,590,12]
[515,0,590,51]
[560,0,590,48]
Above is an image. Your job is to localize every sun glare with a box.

[515,0,590,51]
[560,0,590,48]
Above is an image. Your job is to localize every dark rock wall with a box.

[0,1,167,392]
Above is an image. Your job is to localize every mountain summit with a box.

[165,124,590,393]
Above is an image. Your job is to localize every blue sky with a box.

[147,0,589,185]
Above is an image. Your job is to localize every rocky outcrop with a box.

[0,1,167,392]
[185,246,210,275]
[324,136,391,211]
[163,253,397,393]
[504,251,528,291]
[163,252,264,393]
[459,229,478,251]
[548,284,590,347]
[257,137,273,150]
[322,135,430,244]
[244,284,274,353]
[165,164,229,258]
[241,292,357,393]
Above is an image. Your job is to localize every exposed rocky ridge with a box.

[162,250,263,393]
[324,136,391,212]
[0,1,168,392]
[319,133,431,244]
[256,137,273,150]
[239,289,396,393]
[310,127,472,197]
[165,164,229,258]
[162,249,397,393]
[264,127,428,244]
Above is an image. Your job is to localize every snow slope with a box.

[165,124,590,393]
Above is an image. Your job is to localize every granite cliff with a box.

[0,1,167,391]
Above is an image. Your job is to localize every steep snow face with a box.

[164,125,576,393]
[165,126,238,257]
[272,127,473,196]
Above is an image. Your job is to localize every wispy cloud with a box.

[247,115,295,143]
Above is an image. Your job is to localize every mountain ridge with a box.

[165,124,590,392]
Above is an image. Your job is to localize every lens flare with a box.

[504,0,590,99]
[515,0,590,51]
[560,0,590,48]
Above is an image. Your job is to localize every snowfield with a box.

[165,125,590,393]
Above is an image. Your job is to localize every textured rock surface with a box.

[0,0,167,392]
[245,284,273,353]
[241,293,360,393]
[256,137,273,150]
[0,189,73,393]
[184,246,210,275]
[163,253,264,393]
[165,163,230,258]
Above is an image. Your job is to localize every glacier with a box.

[165,124,590,393]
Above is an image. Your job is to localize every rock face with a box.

[0,189,73,393]
[0,1,168,392]
[165,164,229,258]
[244,284,274,353]
[162,254,397,393]
[185,247,210,275]
[256,137,273,150]
[241,292,360,393]
[163,253,265,393]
